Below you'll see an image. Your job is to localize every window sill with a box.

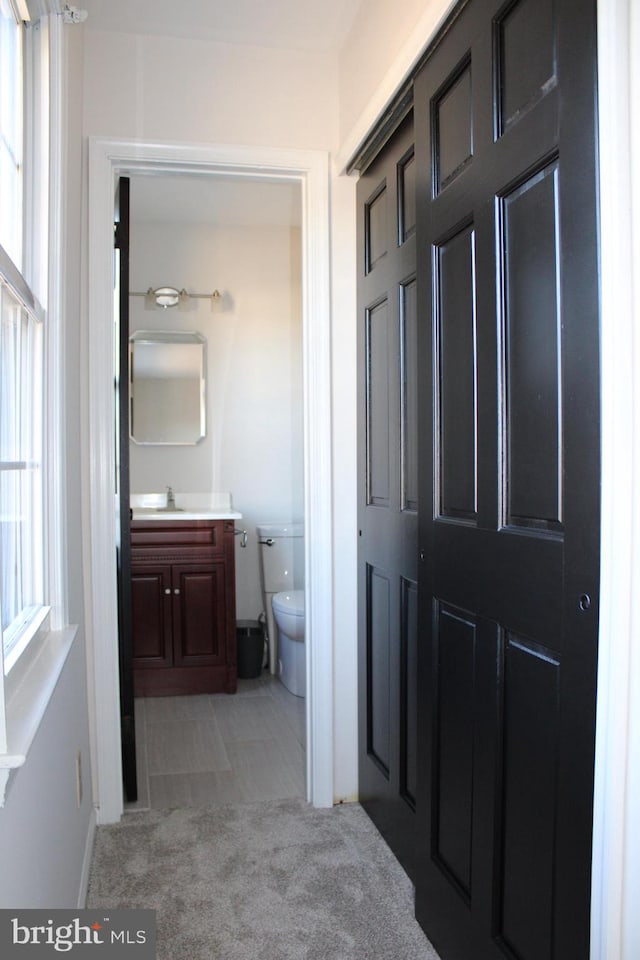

[0,624,78,805]
[3,605,51,676]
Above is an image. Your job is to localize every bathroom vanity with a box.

[130,516,238,696]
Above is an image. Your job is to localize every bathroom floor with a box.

[126,672,306,811]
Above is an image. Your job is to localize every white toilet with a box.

[272,589,305,697]
[257,523,305,697]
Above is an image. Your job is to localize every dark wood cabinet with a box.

[130,519,237,696]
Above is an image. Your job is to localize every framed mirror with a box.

[129,330,206,445]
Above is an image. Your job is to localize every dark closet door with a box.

[357,114,420,879]
[414,1,600,959]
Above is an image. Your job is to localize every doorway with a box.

[86,141,333,823]
[123,171,307,808]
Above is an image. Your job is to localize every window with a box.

[0,283,45,672]
[0,0,49,676]
[0,2,69,801]
[0,1,23,269]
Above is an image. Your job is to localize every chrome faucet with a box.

[166,485,176,509]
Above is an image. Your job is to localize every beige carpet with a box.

[87,797,440,960]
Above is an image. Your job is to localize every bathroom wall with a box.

[129,208,303,620]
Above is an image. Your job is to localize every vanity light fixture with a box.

[149,286,183,309]
[61,3,88,23]
[130,287,222,309]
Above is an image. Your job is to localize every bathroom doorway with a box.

[120,171,307,808]
[87,139,333,823]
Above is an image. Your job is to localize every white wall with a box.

[336,0,456,169]
[128,216,304,620]
[338,0,439,143]
[82,29,338,150]
[0,639,94,907]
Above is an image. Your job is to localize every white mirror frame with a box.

[86,138,333,823]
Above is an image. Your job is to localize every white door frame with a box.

[85,138,334,823]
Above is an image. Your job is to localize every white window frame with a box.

[0,1,25,270]
[0,3,73,805]
[1,6,49,674]
[0,270,47,675]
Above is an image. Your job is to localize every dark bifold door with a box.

[357,113,420,879]
[114,176,137,802]
[414,1,600,959]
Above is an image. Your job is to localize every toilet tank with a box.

[257,522,304,593]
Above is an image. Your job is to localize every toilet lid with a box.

[272,590,305,617]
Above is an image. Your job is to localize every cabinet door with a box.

[171,563,227,667]
[131,564,173,668]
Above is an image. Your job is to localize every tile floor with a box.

[127,672,306,811]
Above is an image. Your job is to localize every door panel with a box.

[436,222,477,521]
[499,634,560,960]
[400,277,418,512]
[432,603,476,898]
[414,1,599,959]
[357,112,419,879]
[502,161,562,529]
[366,564,392,776]
[399,574,418,807]
[366,298,392,507]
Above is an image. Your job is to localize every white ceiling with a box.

[130,174,302,228]
[79,0,362,53]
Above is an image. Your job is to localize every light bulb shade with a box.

[153,286,181,309]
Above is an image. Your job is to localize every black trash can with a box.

[236,620,265,679]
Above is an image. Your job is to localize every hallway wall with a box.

[82,29,338,149]
[336,0,454,165]
[0,639,93,906]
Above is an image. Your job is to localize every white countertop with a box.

[130,492,242,522]
[131,508,242,521]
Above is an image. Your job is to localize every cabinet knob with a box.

[164,588,171,595]
[174,588,180,595]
